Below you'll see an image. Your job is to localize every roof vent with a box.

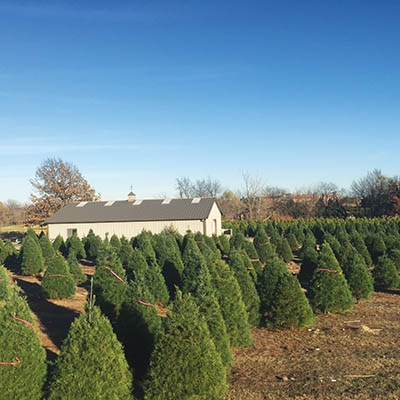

[104,200,115,207]
[191,198,201,204]
[76,201,88,207]
[162,198,172,204]
[128,191,136,202]
[133,199,143,205]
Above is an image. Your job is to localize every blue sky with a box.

[1,0,399,203]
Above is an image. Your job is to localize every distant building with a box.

[44,194,222,240]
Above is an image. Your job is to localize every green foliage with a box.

[38,234,55,264]
[144,292,227,400]
[373,255,400,289]
[20,235,44,275]
[210,260,253,347]
[0,265,12,300]
[275,237,294,263]
[118,236,134,267]
[268,272,315,329]
[132,230,157,267]
[109,234,121,251]
[213,234,230,257]
[0,292,47,400]
[298,244,319,285]
[116,279,162,385]
[83,229,102,261]
[52,234,67,256]
[258,256,314,329]
[366,234,387,265]
[66,233,86,259]
[253,224,271,263]
[388,248,400,271]
[227,250,260,326]
[41,253,76,299]
[308,243,354,314]
[342,248,374,300]
[67,253,87,284]
[93,247,128,321]
[48,306,133,400]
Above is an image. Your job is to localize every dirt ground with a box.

[8,265,400,399]
[227,290,400,400]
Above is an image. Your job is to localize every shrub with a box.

[20,235,44,276]
[38,234,55,265]
[373,255,400,289]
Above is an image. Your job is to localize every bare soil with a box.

[8,265,400,399]
[227,291,400,400]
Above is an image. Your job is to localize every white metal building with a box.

[45,194,222,240]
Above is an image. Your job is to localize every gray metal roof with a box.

[44,198,220,225]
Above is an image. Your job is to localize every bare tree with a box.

[24,158,99,225]
[176,177,194,198]
[241,172,264,219]
[176,176,222,198]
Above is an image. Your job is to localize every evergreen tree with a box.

[181,234,232,366]
[373,255,400,289]
[0,265,12,300]
[83,229,102,261]
[52,234,67,256]
[308,243,354,314]
[119,236,134,267]
[93,247,127,321]
[298,244,319,286]
[242,240,263,275]
[41,253,76,299]
[38,233,55,265]
[20,235,44,276]
[0,288,47,400]
[210,260,253,346]
[214,233,230,257]
[253,224,271,263]
[227,250,260,326]
[66,233,86,259]
[48,306,133,400]
[109,234,121,251]
[144,292,227,400]
[67,253,87,284]
[116,279,162,387]
[266,271,315,329]
[388,248,400,272]
[366,233,387,265]
[132,230,157,267]
[276,237,294,263]
[342,248,374,301]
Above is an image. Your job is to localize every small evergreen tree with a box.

[0,288,47,400]
[275,237,294,263]
[144,292,227,400]
[253,224,271,263]
[66,233,86,259]
[373,255,400,289]
[109,233,121,251]
[20,235,44,276]
[342,248,374,301]
[48,306,133,400]
[52,234,67,257]
[210,260,253,347]
[308,243,354,314]
[38,234,55,265]
[214,233,230,257]
[82,229,102,261]
[41,253,76,299]
[0,265,12,300]
[118,236,133,267]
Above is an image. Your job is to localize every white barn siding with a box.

[48,217,220,241]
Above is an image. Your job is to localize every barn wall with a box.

[48,219,212,241]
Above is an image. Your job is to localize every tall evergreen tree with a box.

[116,279,162,387]
[210,260,253,346]
[308,243,354,314]
[67,253,87,284]
[38,233,55,265]
[93,247,127,321]
[48,306,133,400]
[144,292,227,400]
[52,234,67,256]
[82,229,102,261]
[227,250,260,326]
[253,224,270,264]
[66,233,86,259]
[41,252,76,299]
[119,236,134,267]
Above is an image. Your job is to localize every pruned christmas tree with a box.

[20,234,44,276]
[48,305,133,400]
[41,252,76,299]
[308,243,354,314]
[373,255,400,289]
[143,291,227,400]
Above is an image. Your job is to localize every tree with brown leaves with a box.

[24,158,99,225]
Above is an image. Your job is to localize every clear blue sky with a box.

[1,0,399,203]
